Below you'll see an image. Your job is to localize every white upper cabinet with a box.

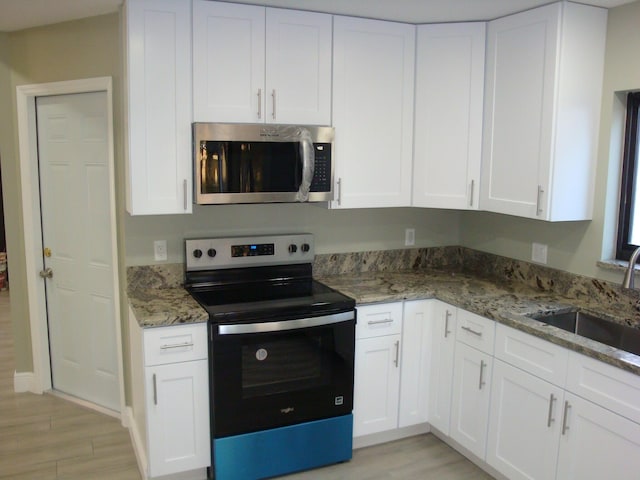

[480,2,607,221]
[413,23,485,210]
[125,0,192,215]
[192,1,332,125]
[332,16,415,208]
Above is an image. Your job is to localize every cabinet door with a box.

[332,16,415,208]
[399,300,431,428]
[413,23,484,210]
[146,360,210,477]
[487,359,564,480]
[265,9,332,125]
[428,301,457,435]
[192,1,265,123]
[353,334,401,437]
[450,343,492,460]
[125,0,192,215]
[557,392,640,480]
[481,3,559,219]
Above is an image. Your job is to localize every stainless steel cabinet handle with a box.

[547,393,556,427]
[367,318,393,326]
[160,342,194,350]
[336,178,342,206]
[444,310,452,338]
[469,180,475,207]
[478,360,486,389]
[561,400,571,435]
[257,89,262,119]
[183,179,187,211]
[536,185,544,216]
[271,89,276,120]
[152,373,158,405]
[461,325,482,337]
[39,267,53,279]
[394,340,400,368]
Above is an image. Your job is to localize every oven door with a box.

[210,312,355,438]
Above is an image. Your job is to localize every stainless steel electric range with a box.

[184,234,356,480]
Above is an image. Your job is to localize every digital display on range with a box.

[231,243,275,257]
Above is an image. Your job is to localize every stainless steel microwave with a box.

[193,123,334,204]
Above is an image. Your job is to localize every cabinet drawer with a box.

[356,303,403,339]
[456,309,495,354]
[494,324,568,387]
[566,351,640,425]
[144,323,208,366]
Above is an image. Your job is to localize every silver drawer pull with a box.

[367,319,394,326]
[152,373,158,405]
[562,401,571,435]
[160,341,194,350]
[444,310,452,338]
[461,325,483,337]
[478,360,486,390]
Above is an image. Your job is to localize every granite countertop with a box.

[317,269,640,376]
[126,259,640,376]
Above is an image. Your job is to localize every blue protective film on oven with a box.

[213,414,353,480]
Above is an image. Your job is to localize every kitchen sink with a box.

[527,310,640,356]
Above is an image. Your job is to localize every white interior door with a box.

[36,91,119,412]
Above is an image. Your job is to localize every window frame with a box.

[616,91,640,261]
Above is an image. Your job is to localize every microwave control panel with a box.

[310,143,332,193]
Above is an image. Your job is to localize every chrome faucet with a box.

[622,246,640,289]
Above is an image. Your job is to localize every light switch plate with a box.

[154,240,167,261]
[531,242,548,264]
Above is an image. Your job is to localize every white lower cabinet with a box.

[428,300,457,435]
[487,358,564,480]
[450,343,493,460]
[353,301,430,438]
[128,315,210,479]
[556,392,640,480]
[145,360,210,478]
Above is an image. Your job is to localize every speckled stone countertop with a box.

[127,246,640,376]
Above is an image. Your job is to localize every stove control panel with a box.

[186,234,315,271]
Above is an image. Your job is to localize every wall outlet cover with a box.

[531,242,548,264]
[405,228,415,246]
[154,240,167,261]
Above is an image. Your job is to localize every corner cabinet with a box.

[124,0,192,215]
[413,23,485,210]
[192,1,332,125]
[128,311,210,479]
[480,2,607,221]
[332,16,415,209]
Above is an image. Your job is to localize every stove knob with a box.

[288,244,298,253]
[301,243,311,253]
[193,249,203,259]
[207,248,217,258]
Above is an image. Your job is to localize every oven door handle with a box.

[217,311,355,335]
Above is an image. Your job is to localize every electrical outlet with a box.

[405,228,415,246]
[531,242,548,264]
[154,240,167,261]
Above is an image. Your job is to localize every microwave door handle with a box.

[296,128,314,202]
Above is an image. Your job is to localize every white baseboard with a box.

[353,423,430,449]
[13,371,35,393]
[126,406,149,479]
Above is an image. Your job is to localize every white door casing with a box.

[15,77,124,418]
[36,92,119,411]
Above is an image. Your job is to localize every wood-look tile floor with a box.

[0,290,141,480]
[1,289,493,479]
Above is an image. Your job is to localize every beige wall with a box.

[461,1,640,284]
[2,14,122,373]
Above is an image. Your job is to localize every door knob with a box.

[39,268,53,279]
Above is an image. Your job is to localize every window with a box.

[617,92,640,261]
